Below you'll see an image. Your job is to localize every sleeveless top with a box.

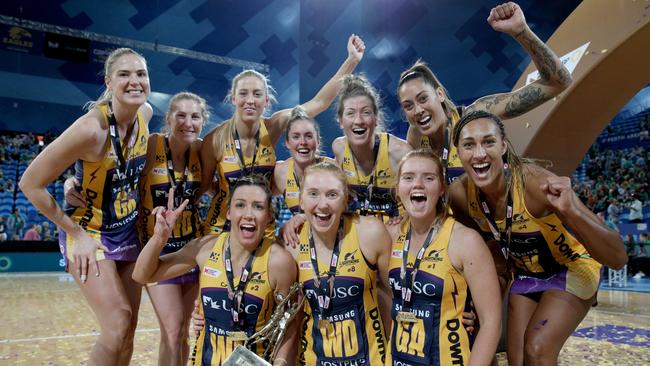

[204,120,276,234]
[192,233,275,365]
[387,217,472,366]
[62,103,148,261]
[341,133,399,218]
[139,135,202,254]
[297,215,387,365]
[284,158,302,214]
[466,176,602,299]
[419,107,463,183]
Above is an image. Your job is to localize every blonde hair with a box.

[85,48,147,111]
[224,69,277,108]
[214,70,278,155]
[395,149,449,223]
[397,59,459,121]
[301,161,350,205]
[335,74,386,133]
[162,92,210,134]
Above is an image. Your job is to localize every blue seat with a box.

[0,204,11,214]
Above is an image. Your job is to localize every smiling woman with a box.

[331,74,412,221]
[132,174,298,366]
[136,92,208,366]
[397,2,572,185]
[286,161,391,365]
[449,110,627,366]
[18,47,154,365]
[200,35,366,236]
[385,150,501,366]
[272,106,335,215]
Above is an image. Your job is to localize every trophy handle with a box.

[246,282,305,361]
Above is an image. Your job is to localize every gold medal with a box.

[397,311,418,323]
[228,331,249,342]
[318,318,331,329]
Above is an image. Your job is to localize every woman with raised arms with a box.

[397,2,571,184]
[201,35,365,235]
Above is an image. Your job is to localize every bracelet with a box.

[274,358,288,366]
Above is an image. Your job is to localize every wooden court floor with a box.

[0,273,648,365]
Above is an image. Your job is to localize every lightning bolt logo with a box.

[345,250,358,261]
[451,276,459,311]
[88,168,100,185]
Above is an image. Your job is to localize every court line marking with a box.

[592,309,650,319]
[0,328,160,344]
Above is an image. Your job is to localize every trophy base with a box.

[223,345,271,366]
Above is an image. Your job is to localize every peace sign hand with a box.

[152,187,189,241]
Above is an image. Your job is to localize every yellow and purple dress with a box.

[192,233,275,365]
[467,177,602,300]
[297,215,387,365]
[60,103,148,262]
[387,217,473,366]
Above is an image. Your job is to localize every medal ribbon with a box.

[233,126,260,175]
[399,222,438,311]
[107,102,138,193]
[224,237,260,330]
[308,219,344,320]
[477,167,513,260]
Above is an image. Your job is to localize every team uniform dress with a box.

[204,120,276,235]
[297,215,387,366]
[59,104,148,262]
[387,217,473,366]
[341,133,399,220]
[139,135,203,284]
[283,158,303,215]
[418,107,464,184]
[466,177,602,301]
[192,233,275,365]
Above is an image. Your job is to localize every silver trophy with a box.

[222,282,305,365]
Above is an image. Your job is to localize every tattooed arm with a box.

[466,2,572,119]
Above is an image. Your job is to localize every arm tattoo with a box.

[468,94,509,114]
[504,87,545,118]
[517,31,570,86]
